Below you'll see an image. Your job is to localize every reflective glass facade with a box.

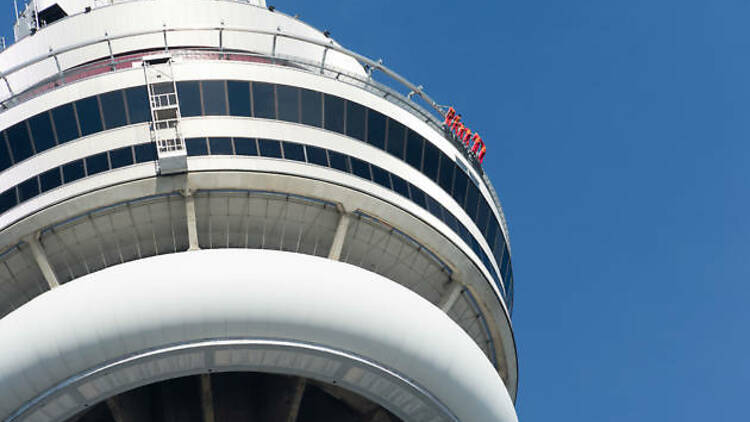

[0,82,514,307]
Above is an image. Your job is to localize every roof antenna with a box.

[13,0,19,19]
[33,0,40,29]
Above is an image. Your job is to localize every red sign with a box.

[443,107,486,164]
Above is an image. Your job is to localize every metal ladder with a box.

[142,54,187,175]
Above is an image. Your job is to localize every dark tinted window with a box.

[100,90,127,129]
[500,248,510,281]
[300,89,322,127]
[109,146,134,169]
[324,94,345,134]
[233,137,257,156]
[186,137,209,156]
[258,138,282,158]
[386,120,405,158]
[85,152,109,175]
[39,168,62,192]
[305,145,328,166]
[350,157,371,180]
[0,136,12,171]
[486,219,498,251]
[177,81,202,117]
[208,137,233,155]
[328,150,349,172]
[371,165,391,189]
[476,199,490,233]
[425,195,443,220]
[252,83,275,119]
[437,153,454,193]
[277,85,299,123]
[452,165,468,206]
[405,130,423,169]
[51,103,79,144]
[366,110,386,149]
[62,160,85,183]
[7,122,33,163]
[75,96,103,136]
[391,174,409,198]
[202,80,227,115]
[125,86,150,124]
[227,81,251,117]
[18,177,39,202]
[408,183,426,208]
[29,112,56,153]
[134,143,157,163]
[422,142,439,181]
[346,101,366,141]
[0,189,17,213]
[464,182,479,220]
[282,141,305,161]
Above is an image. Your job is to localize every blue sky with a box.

[2,1,748,420]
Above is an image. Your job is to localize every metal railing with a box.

[0,24,510,237]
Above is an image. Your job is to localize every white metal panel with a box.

[0,249,518,422]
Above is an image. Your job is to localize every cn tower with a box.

[0,1,518,421]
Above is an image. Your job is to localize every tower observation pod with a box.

[0,1,518,421]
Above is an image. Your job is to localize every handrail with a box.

[0,24,510,240]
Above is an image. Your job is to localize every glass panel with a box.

[125,86,150,124]
[51,103,79,143]
[233,138,257,156]
[476,198,490,233]
[134,143,157,163]
[305,145,328,166]
[350,156,371,180]
[0,135,12,171]
[252,82,276,119]
[485,218,498,252]
[282,141,305,162]
[277,85,300,123]
[300,89,322,127]
[208,137,233,155]
[371,165,391,189]
[227,81,251,117]
[500,248,510,281]
[464,182,479,220]
[408,183,426,208]
[386,120,405,159]
[422,142,439,181]
[452,165,468,206]
[391,174,409,198]
[437,153,454,193]
[186,138,209,156]
[405,130,423,169]
[29,112,56,153]
[100,90,127,129]
[366,110,386,149]
[202,80,227,115]
[425,195,443,220]
[18,177,39,202]
[109,146,134,169]
[62,160,85,183]
[85,152,109,175]
[0,188,17,213]
[328,150,349,172]
[443,211,460,233]
[258,138,282,158]
[324,94,345,134]
[177,81,202,117]
[346,101,366,141]
[7,122,33,163]
[75,96,103,136]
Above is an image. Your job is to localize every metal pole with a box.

[33,0,40,29]
[13,0,19,19]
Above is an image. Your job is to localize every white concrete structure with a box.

[0,1,518,421]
